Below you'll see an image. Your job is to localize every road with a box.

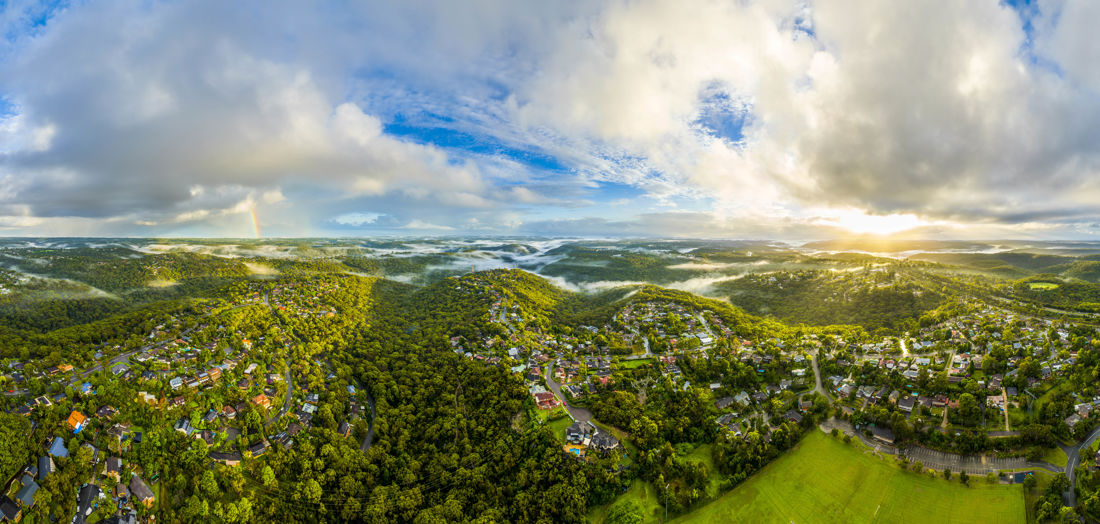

[810,352,832,402]
[693,313,717,346]
[264,358,294,428]
[1064,424,1100,506]
[347,373,377,452]
[819,418,1062,476]
[360,386,376,452]
[544,361,592,423]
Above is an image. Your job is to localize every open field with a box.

[1028,282,1060,291]
[1041,447,1068,468]
[618,358,655,369]
[674,431,1026,524]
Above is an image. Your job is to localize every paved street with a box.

[544,361,592,423]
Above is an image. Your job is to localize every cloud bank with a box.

[0,0,1098,238]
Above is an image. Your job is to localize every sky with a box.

[0,0,1099,239]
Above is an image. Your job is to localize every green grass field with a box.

[674,431,1025,524]
[617,358,655,369]
[1028,282,1060,291]
[548,416,573,441]
[1040,447,1068,468]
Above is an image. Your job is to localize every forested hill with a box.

[0,250,252,292]
[319,271,619,522]
[715,266,947,335]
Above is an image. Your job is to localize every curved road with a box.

[348,374,376,453]
[544,362,592,423]
[1065,424,1100,506]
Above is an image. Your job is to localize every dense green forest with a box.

[715,267,945,334]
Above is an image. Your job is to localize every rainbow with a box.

[250,208,262,239]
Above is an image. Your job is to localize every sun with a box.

[817,209,928,236]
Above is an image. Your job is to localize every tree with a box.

[0,414,32,479]
[959,470,969,486]
[957,393,979,424]
[301,478,322,504]
[943,468,952,480]
[911,460,923,473]
[200,470,218,497]
[262,465,277,488]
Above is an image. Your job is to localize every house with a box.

[173,417,194,436]
[49,437,68,458]
[114,483,130,506]
[869,426,896,445]
[209,451,242,467]
[898,396,916,413]
[37,456,53,481]
[222,405,237,419]
[249,440,267,457]
[105,457,122,481]
[15,475,38,508]
[565,420,595,444]
[252,394,271,409]
[95,405,117,418]
[1066,414,1082,429]
[0,496,20,523]
[67,411,88,433]
[785,410,803,423]
[169,377,183,390]
[589,431,620,452]
[932,395,948,408]
[338,421,351,438]
[129,475,155,508]
[193,429,212,446]
[533,391,558,410]
[715,396,735,410]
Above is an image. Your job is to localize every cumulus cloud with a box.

[0,0,1098,237]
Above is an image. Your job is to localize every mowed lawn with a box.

[675,431,1025,524]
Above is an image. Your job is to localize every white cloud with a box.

[402,219,455,231]
[0,0,1098,237]
[331,212,384,226]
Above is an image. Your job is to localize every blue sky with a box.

[0,0,1099,239]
